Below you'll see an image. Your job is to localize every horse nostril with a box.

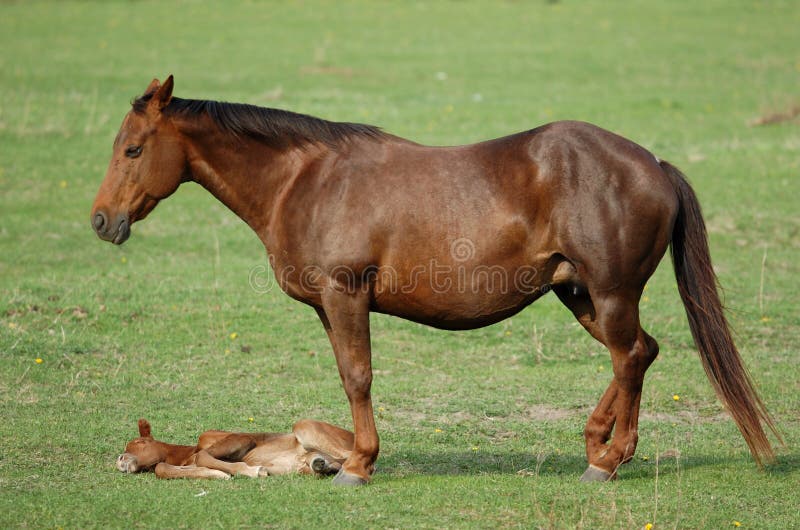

[93,211,107,232]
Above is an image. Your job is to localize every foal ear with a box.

[138,418,153,438]
[149,74,174,110]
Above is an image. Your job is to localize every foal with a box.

[117,419,354,479]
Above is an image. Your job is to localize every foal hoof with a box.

[580,465,614,482]
[332,469,369,487]
[311,457,330,475]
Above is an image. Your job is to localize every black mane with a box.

[132,94,386,149]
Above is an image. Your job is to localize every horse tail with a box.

[661,160,780,466]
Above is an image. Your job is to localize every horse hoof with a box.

[332,469,369,487]
[580,465,613,482]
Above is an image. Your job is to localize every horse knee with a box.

[342,366,373,398]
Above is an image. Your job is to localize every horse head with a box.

[91,76,187,244]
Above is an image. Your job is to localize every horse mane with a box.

[131,94,386,149]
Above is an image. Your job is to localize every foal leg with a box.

[198,432,258,461]
[194,451,268,478]
[293,419,354,475]
[318,289,378,486]
[293,419,355,460]
[195,433,269,477]
[154,463,231,480]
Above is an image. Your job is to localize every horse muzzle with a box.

[92,210,130,245]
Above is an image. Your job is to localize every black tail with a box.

[661,160,780,466]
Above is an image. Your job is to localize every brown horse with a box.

[92,76,779,485]
[117,418,354,479]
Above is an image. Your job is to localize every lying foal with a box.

[117,419,355,479]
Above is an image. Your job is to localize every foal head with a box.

[117,419,169,473]
[91,76,187,244]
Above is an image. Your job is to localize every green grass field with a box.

[1,1,799,528]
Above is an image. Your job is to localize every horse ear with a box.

[143,78,161,97]
[150,74,174,110]
[138,418,152,438]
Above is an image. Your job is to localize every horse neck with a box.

[177,118,328,243]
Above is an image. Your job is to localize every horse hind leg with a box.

[554,285,659,480]
[553,285,619,478]
[585,294,659,480]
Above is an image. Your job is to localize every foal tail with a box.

[661,160,780,467]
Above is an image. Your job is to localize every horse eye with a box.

[125,145,143,158]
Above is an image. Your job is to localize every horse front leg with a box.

[318,288,378,486]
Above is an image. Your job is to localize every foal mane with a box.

[132,94,386,149]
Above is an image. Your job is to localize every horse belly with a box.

[372,255,549,330]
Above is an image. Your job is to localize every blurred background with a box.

[1,1,798,528]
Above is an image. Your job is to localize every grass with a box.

[1,0,799,528]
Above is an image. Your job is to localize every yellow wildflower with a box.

[248,417,254,422]
[733,522,741,528]
[645,524,653,530]
[35,358,43,364]
[434,428,443,433]
[673,394,680,401]
[229,332,238,340]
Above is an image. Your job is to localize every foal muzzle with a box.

[116,453,139,473]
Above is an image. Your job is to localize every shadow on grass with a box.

[379,449,800,480]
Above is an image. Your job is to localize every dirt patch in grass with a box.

[523,404,583,421]
[749,104,800,126]
[640,410,729,424]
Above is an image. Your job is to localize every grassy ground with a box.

[1,1,798,528]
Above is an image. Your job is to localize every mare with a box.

[117,419,354,479]
[92,76,779,485]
